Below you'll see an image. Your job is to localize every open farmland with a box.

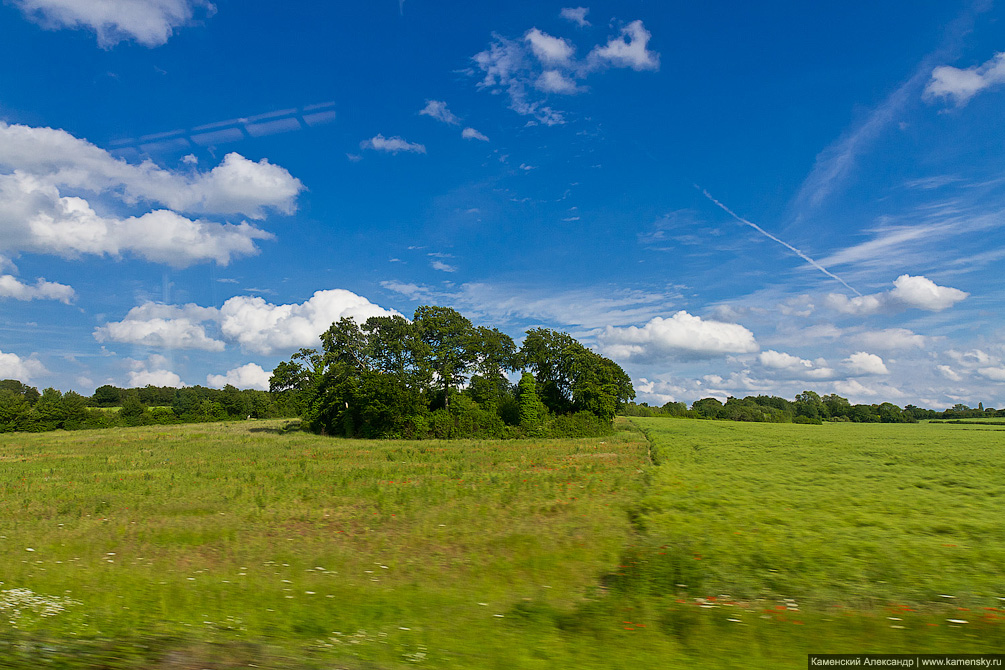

[1,419,1003,668]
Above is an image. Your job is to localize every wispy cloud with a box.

[419,100,460,125]
[461,127,489,141]
[924,52,1005,106]
[787,4,986,217]
[12,0,216,48]
[360,134,426,154]
[381,280,677,329]
[470,19,659,125]
[559,7,590,28]
[699,187,862,296]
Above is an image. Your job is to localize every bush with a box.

[544,411,614,438]
[793,415,822,425]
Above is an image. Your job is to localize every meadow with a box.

[0,418,1002,668]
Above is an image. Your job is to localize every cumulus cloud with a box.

[419,100,460,125]
[0,274,75,303]
[924,52,1005,107]
[12,0,215,48]
[833,379,881,399]
[844,352,889,376]
[430,260,457,272]
[471,19,658,125]
[525,28,575,66]
[360,134,426,155]
[0,349,47,381]
[95,289,398,356]
[218,290,398,355]
[889,274,968,310]
[127,355,184,387]
[461,127,489,141]
[0,123,302,219]
[599,311,758,361]
[536,69,583,94]
[825,274,967,315]
[758,350,835,379]
[0,122,301,267]
[559,7,590,27]
[207,363,270,390]
[587,20,659,72]
[978,367,1005,382]
[94,302,224,351]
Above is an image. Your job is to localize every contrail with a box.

[698,186,862,296]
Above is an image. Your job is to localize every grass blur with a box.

[0,418,1002,668]
[0,419,653,668]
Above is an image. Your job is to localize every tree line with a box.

[0,379,294,433]
[621,391,1004,424]
[270,306,635,439]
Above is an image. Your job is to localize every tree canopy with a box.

[272,306,634,439]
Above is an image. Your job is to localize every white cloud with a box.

[889,274,968,311]
[461,127,490,142]
[851,328,927,351]
[430,260,457,272]
[536,69,583,94]
[0,122,301,268]
[559,7,590,27]
[218,289,399,355]
[0,123,301,219]
[0,275,75,303]
[844,352,889,376]
[419,100,460,125]
[758,350,835,379]
[96,289,398,357]
[360,134,426,155]
[924,52,1005,106]
[599,311,758,361]
[525,28,575,67]
[0,349,47,381]
[472,34,566,126]
[94,302,225,351]
[0,177,272,267]
[471,19,659,125]
[587,20,659,72]
[977,367,1005,382]
[833,378,881,399]
[12,0,215,48]
[127,356,184,387]
[825,274,967,315]
[937,364,962,382]
[207,363,270,390]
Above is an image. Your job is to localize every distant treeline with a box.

[620,391,1004,424]
[0,379,297,433]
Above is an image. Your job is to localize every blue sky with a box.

[1,0,1003,409]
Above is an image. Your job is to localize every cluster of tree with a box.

[0,379,293,433]
[622,391,999,424]
[270,306,635,439]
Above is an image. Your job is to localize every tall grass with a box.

[1,419,1002,668]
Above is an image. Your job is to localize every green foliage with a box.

[91,384,121,406]
[1,379,40,404]
[517,371,546,434]
[283,306,632,440]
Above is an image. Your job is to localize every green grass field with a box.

[1,418,1002,668]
